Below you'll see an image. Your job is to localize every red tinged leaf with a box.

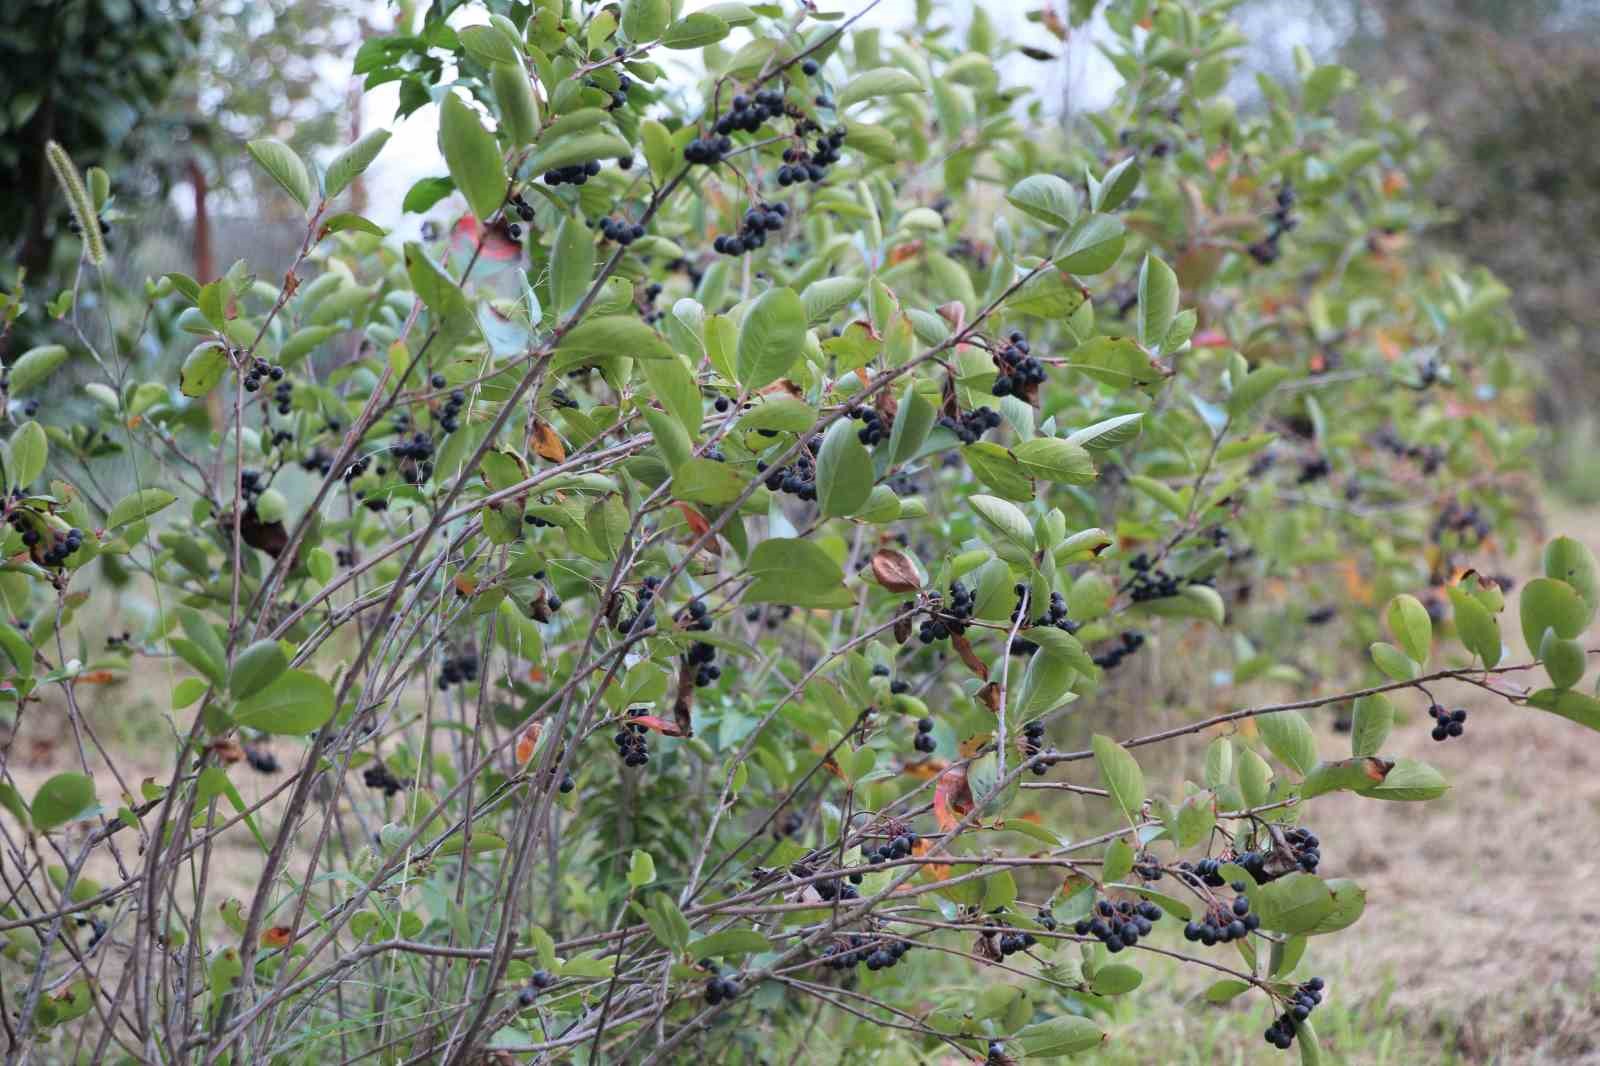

[261,926,294,948]
[887,240,923,264]
[450,213,521,264]
[624,713,685,737]
[869,549,921,593]
[950,633,988,681]
[933,764,973,833]
[1191,330,1231,348]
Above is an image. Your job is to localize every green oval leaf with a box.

[231,668,335,735]
[735,286,805,390]
[324,129,391,200]
[9,345,69,394]
[32,772,96,832]
[1091,734,1144,823]
[1386,594,1433,665]
[816,419,874,518]
[438,93,507,221]
[837,66,925,109]
[245,139,314,211]
[1006,173,1078,229]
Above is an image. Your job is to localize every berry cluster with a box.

[936,405,1002,444]
[686,641,720,687]
[437,388,466,434]
[1126,554,1183,601]
[1247,181,1297,265]
[760,442,820,501]
[604,68,632,111]
[639,280,664,324]
[242,357,285,394]
[598,216,646,246]
[436,652,479,690]
[36,526,84,568]
[1374,428,1444,475]
[865,828,918,864]
[244,746,279,774]
[912,715,936,754]
[715,89,786,135]
[702,971,740,1004]
[1074,898,1163,953]
[1296,456,1331,484]
[1264,978,1325,1050]
[806,868,862,903]
[1020,719,1049,775]
[516,968,558,1006]
[1015,586,1076,632]
[509,191,535,224]
[990,922,1038,957]
[1431,499,1491,546]
[777,126,846,185]
[1092,631,1146,671]
[1280,826,1322,873]
[849,403,886,446]
[342,455,372,484]
[614,721,650,767]
[871,663,910,695]
[616,575,660,633]
[683,134,732,167]
[362,762,404,797]
[991,332,1045,397]
[269,373,294,415]
[1182,882,1261,945]
[819,932,913,972]
[713,202,786,256]
[918,582,973,644]
[543,160,602,186]
[744,604,794,629]
[393,431,436,484]
[1428,703,1468,741]
[12,512,83,569]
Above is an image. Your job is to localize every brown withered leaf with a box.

[239,509,290,560]
[936,300,966,336]
[869,549,921,593]
[531,419,566,463]
[208,740,245,764]
[977,681,1002,715]
[940,372,961,419]
[873,386,898,426]
[893,613,913,644]
[932,764,973,832]
[951,633,989,681]
[670,659,697,737]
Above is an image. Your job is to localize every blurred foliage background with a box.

[4,0,1598,489]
